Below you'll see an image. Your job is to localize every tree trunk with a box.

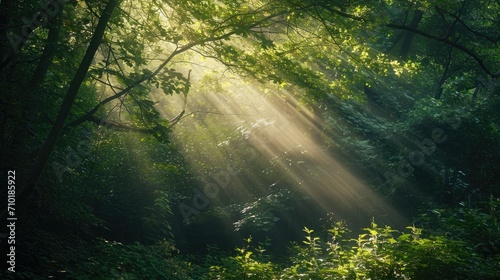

[30,11,62,87]
[4,11,64,174]
[399,10,423,61]
[0,1,12,78]
[1,0,120,219]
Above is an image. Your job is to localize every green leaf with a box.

[398,234,411,242]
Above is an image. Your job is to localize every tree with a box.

[2,0,120,218]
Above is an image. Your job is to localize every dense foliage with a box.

[0,0,498,278]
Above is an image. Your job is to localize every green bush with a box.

[208,237,277,280]
[203,206,500,280]
[7,203,498,279]
[66,239,194,280]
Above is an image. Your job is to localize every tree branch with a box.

[387,23,499,78]
[87,115,154,133]
[6,0,120,217]
[320,6,364,21]
[437,7,499,44]
[65,11,287,130]
[306,3,499,78]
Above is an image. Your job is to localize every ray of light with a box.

[150,55,410,233]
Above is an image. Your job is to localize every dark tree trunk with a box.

[4,11,64,173]
[0,0,120,219]
[0,2,12,78]
[30,12,62,87]
[399,10,423,61]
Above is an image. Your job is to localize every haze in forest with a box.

[0,0,498,278]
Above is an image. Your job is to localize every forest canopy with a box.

[0,0,499,279]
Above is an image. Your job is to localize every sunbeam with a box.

[152,57,409,238]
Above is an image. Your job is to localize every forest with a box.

[0,0,499,279]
